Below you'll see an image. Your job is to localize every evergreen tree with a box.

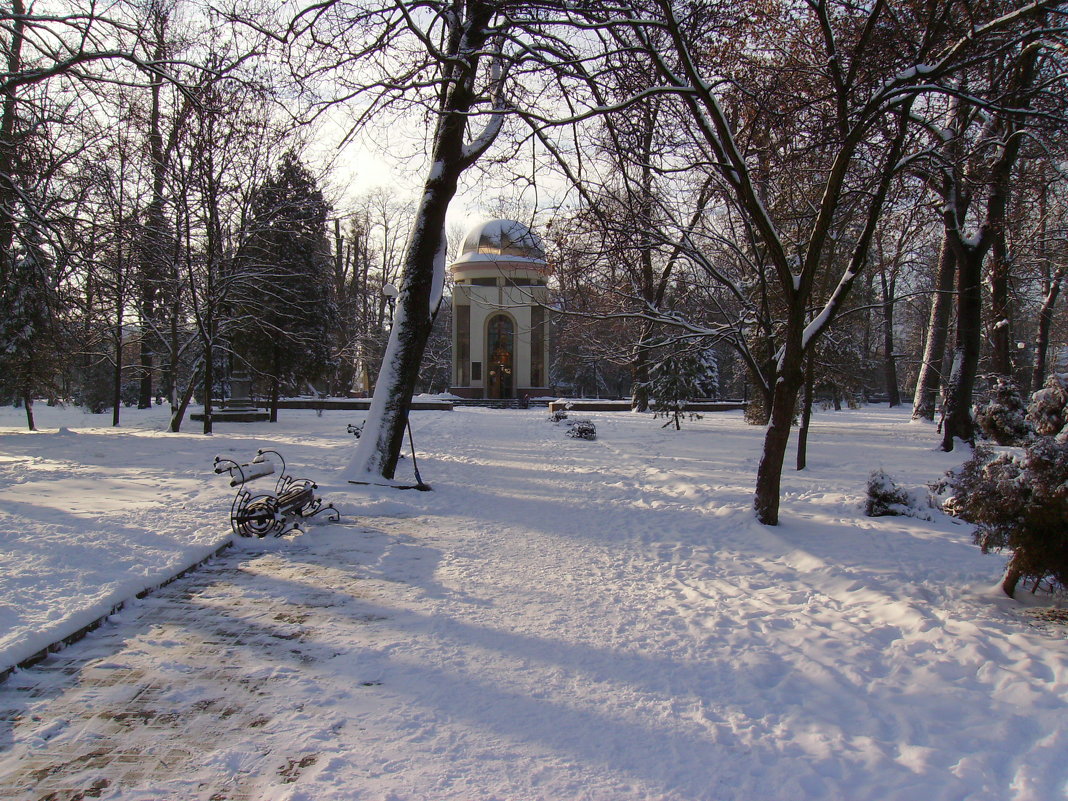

[238,152,335,417]
[0,224,63,429]
[643,346,709,430]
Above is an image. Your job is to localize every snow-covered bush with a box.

[865,470,910,516]
[938,445,1020,520]
[744,394,767,426]
[1027,373,1068,438]
[946,442,1068,597]
[566,420,597,440]
[974,377,1030,445]
[549,408,568,423]
[864,470,931,518]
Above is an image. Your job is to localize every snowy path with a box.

[0,407,1066,799]
[0,535,392,799]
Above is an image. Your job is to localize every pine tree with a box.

[237,152,336,418]
[644,347,709,430]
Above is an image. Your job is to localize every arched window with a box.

[486,314,515,399]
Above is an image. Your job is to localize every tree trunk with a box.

[941,247,983,450]
[270,347,280,424]
[202,340,213,435]
[632,120,658,413]
[933,43,1037,435]
[796,350,814,471]
[988,225,1014,378]
[912,241,956,420]
[0,0,25,285]
[345,3,500,481]
[168,298,179,408]
[112,324,122,427]
[1001,561,1024,598]
[349,208,446,478]
[138,337,154,408]
[754,383,801,524]
[1031,267,1063,394]
[631,368,650,411]
[880,269,900,407]
[755,337,805,524]
[138,9,170,411]
[631,326,652,412]
[23,389,34,431]
[946,38,1039,438]
[169,368,199,433]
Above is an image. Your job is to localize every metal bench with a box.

[213,449,338,538]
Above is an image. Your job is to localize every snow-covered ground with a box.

[0,403,1066,800]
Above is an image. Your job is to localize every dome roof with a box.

[458,219,546,263]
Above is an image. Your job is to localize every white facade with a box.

[450,220,551,400]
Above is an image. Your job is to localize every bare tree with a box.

[524,1,1063,522]
[1029,175,1068,392]
[167,47,291,433]
[936,34,1055,450]
[281,0,601,479]
[589,0,1042,523]
[327,188,421,397]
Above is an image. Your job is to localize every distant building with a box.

[450,219,551,400]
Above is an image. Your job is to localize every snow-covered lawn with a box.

[1,403,1066,800]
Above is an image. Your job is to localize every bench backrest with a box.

[215,459,276,487]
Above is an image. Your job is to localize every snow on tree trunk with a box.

[1030,267,1063,394]
[344,224,443,480]
[342,2,502,482]
[912,240,955,421]
[344,149,460,479]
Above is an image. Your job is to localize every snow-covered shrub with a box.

[1027,373,1068,437]
[549,408,568,423]
[744,394,768,426]
[947,442,1068,597]
[974,377,1030,445]
[939,445,1020,521]
[566,420,597,440]
[864,470,931,518]
[865,470,910,516]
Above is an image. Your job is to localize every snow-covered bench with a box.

[213,449,338,538]
[566,420,597,440]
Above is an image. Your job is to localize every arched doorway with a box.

[486,313,515,399]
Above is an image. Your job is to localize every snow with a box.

[216,457,276,485]
[450,251,546,264]
[430,222,449,313]
[2,403,1067,800]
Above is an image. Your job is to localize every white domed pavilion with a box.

[450,219,551,400]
